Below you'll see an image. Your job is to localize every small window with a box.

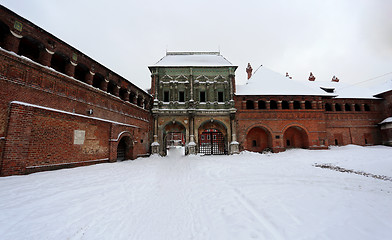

[213,135,217,140]
[246,100,254,109]
[345,103,351,111]
[258,100,266,109]
[286,140,291,146]
[335,103,342,111]
[201,135,205,140]
[293,101,301,109]
[200,91,206,102]
[270,100,277,109]
[364,104,370,111]
[305,101,312,109]
[207,135,210,140]
[325,103,332,111]
[282,101,289,109]
[164,91,170,102]
[334,139,338,145]
[354,104,361,111]
[179,91,185,102]
[218,92,224,102]
[252,140,257,147]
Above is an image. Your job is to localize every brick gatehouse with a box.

[1,5,391,176]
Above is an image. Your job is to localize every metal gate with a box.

[199,129,227,155]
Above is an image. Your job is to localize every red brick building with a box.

[0,6,152,176]
[0,6,391,176]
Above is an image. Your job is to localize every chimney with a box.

[308,72,316,81]
[332,75,339,82]
[246,63,253,79]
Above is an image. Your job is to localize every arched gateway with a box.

[198,121,228,155]
[163,121,186,155]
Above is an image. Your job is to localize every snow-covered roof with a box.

[380,117,392,124]
[306,73,392,99]
[151,52,235,67]
[236,66,333,96]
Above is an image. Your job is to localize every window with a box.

[207,135,210,140]
[354,104,361,111]
[335,103,342,111]
[201,135,205,140]
[325,103,332,111]
[252,140,257,147]
[293,101,301,109]
[218,91,224,102]
[270,100,277,109]
[305,101,312,109]
[282,101,289,109]
[179,91,185,102]
[345,103,351,111]
[364,104,370,111]
[200,91,206,102]
[246,100,254,109]
[258,100,266,109]
[163,91,170,102]
[213,135,217,140]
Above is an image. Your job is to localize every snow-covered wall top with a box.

[151,52,235,67]
[236,66,332,96]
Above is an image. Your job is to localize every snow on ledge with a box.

[11,101,140,128]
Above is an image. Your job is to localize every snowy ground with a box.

[0,145,392,240]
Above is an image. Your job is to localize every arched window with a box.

[270,100,277,109]
[92,73,104,89]
[246,100,254,109]
[325,103,332,111]
[50,52,68,74]
[345,103,351,111]
[282,101,289,109]
[305,101,312,109]
[354,104,361,111]
[74,63,89,83]
[293,101,301,109]
[258,100,266,109]
[335,103,342,111]
[18,36,43,63]
[364,104,370,111]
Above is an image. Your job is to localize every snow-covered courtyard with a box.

[0,145,391,240]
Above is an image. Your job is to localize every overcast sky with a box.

[1,0,391,90]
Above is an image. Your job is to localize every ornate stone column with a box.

[151,114,160,154]
[229,113,239,154]
[114,85,120,97]
[187,113,196,154]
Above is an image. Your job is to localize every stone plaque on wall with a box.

[74,130,85,145]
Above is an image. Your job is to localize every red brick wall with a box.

[0,49,152,176]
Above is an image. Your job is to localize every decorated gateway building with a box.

[1,5,392,175]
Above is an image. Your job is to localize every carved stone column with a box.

[151,115,160,155]
[187,114,196,155]
[229,113,239,154]
[101,79,109,92]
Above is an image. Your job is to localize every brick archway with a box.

[245,126,272,153]
[198,120,228,155]
[116,132,134,161]
[162,121,186,155]
[283,126,309,149]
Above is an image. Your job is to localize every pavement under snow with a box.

[0,145,391,240]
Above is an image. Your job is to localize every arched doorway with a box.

[163,121,186,155]
[198,120,228,155]
[117,136,133,161]
[283,126,309,149]
[246,127,272,153]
